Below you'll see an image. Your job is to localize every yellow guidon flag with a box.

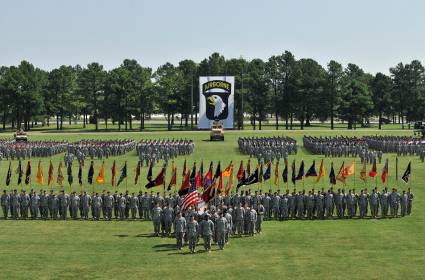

[37,160,44,185]
[222,161,233,177]
[344,161,355,177]
[96,161,105,184]
[315,159,326,183]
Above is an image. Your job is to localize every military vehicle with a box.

[210,120,224,141]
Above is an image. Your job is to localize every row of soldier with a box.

[363,135,425,161]
[2,186,412,221]
[238,136,297,163]
[136,139,194,166]
[0,140,68,160]
[66,139,136,162]
[303,136,370,157]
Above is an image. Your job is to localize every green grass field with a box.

[1,128,424,280]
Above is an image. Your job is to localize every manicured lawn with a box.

[0,128,423,279]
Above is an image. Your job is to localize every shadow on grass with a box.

[113,234,129,238]
[134,233,157,238]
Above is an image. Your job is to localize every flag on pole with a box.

[274,161,279,185]
[263,162,271,181]
[96,161,105,185]
[291,160,296,185]
[25,160,31,185]
[329,162,336,185]
[117,161,128,187]
[37,160,44,185]
[145,165,166,189]
[336,161,346,184]
[179,170,191,196]
[246,159,251,175]
[237,160,244,182]
[87,161,94,185]
[167,166,177,191]
[305,160,317,177]
[224,165,233,195]
[295,160,304,180]
[369,159,377,177]
[67,162,73,186]
[381,159,389,184]
[203,162,213,188]
[200,161,204,186]
[182,159,187,176]
[344,161,355,177]
[16,160,23,185]
[134,161,141,185]
[181,181,198,211]
[57,161,64,186]
[195,169,202,189]
[401,162,411,183]
[111,160,117,187]
[282,160,288,183]
[78,161,83,186]
[214,161,222,193]
[237,166,259,190]
[222,161,233,177]
[48,161,54,186]
[315,159,325,183]
[360,161,367,182]
[146,161,153,181]
[6,161,12,186]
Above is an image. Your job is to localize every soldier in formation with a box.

[238,136,297,163]
[1,187,413,231]
[66,139,136,162]
[136,139,194,166]
[0,140,68,160]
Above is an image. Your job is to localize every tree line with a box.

[0,51,423,131]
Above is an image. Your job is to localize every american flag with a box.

[181,179,198,211]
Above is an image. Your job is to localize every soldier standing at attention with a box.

[400,190,408,217]
[223,208,233,242]
[49,191,59,220]
[256,203,265,233]
[248,207,257,236]
[104,191,114,221]
[130,193,139,221]
[216,211,228,250]
[186,215,199,253]
[1,190,10,219]
[40,190,49,220]
[21,190,30,219]
[11,190,20,220]
[174,212,186,250]
[119,194,126,220]
[152,203,162,236]
[234,203,245,237]
[407,188,414,215]
[70,192,80,220]
[81,192,90,220]
[163,204,174,237]
[200,214,214,253]
[59,191,70,220]
[390,188,400,218]
[92,193,102,221]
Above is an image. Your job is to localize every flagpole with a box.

[395,156,399,187]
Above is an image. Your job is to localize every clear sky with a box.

[1,0,424,74]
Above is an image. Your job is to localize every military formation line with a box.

[0,140,68,160]
[136,139,194,166]
[238,136,297,163]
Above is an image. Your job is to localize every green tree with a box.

[371,73,393,129]
[339,64,373,129]
[154,63,184,131]
[325,60,343,129]
[77,63,106,131]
